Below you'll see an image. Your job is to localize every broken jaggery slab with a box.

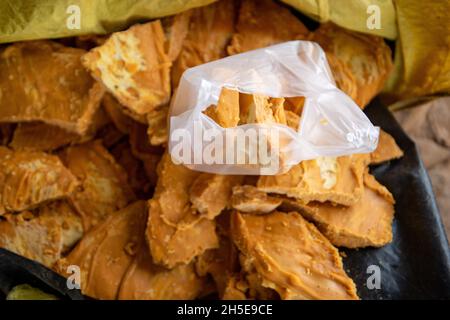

[9,106,110,152]
[190,173,243,219]
[56,201,146,300]
[227,0,309,55]
[147,105,169,146]
[102,93,138,135]
[195,234,242,298]
[231,185,282,214]
[326,53,359,104]
[59,140,135,231]
[128,122,164,186]
[239,92,277,124]
[370,129,403,165]
[148,198,218,268]
[285,110,301,130]
[311,23,393,108]
[118,240,206,300]
[203,88,240,128]
[171,0,236,88]
[0,148,78,214]
[146,153,218,268]
[162,9,193,62]
[110,141,152,199]
[281,172,394,248]
[0,201,82,268]
[0,41,104,135]
[284,97,305,115]
[257,154,368,206]
[83,21,171,116]
[231,211,359,300]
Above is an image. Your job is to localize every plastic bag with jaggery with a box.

[169,41,379,175]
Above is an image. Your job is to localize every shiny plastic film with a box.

[169,41,379,175]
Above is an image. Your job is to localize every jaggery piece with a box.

[0,148,78,214]
[146,153,218,268]
[231,185,282,214]
[257,154,368,206]
[171,0,236,87]
[101,93,137,135]
[9,106,110,152]
[190,173,243,219]
[59,140,135,231]
[231,211,359,300]
[146,105,169,146]
[0,201,82,268]
[281,172,395,248]
[370,129,404,164]
[0,41,104,134]
[312,23,393,108]
[227,0,309,54]
[83,22,171,116]
[162,10,193,62]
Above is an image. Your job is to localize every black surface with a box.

[0,249,84,300]
[343,99,450,299]
[0,99,449,300]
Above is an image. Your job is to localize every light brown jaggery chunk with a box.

[59,140,135,231]
[162,10,193,62]
[227,0,309,55]
[281,172,395,248]
[0,41,104,134]
[0,148,78,214]
[231,185,282,214]
[171,0,236,87]
[311,23,393,108]
[190,173,243,219]
[370,129,404,164]
[0,201,82,268]
[146,153,218,268]
[83,22,171,116]
[257,154,368,206]
[231,211,359,300]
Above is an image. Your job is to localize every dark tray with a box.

[0,100,449,300]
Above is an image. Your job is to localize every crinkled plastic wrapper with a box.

[169,41,379,175]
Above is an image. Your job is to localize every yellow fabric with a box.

[0,0,217,43]
[384,0,450,99]
[281,0,397,39]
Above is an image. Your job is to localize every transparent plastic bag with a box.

[169,41,379,175]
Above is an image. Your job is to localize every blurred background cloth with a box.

[394,97,450,236]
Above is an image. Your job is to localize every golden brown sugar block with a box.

[59,140,135,231]
[0,201,82,268]
[9,106,110,152]
[110,141,152,199]
[101,93,137,135]
[231,211,359,300]
[162,9,193,62]
[0,148,78,214]
[0,41,104,135]
[171,0,236,88]
[370,129,404,165]
[146,105,169,146]
[190,173,243,219]
[83,21,171,116]
[146,153,218,268]
[231,185,282,214]
[311,23,393,108]
[282,172,395,248]
[258,154,368,206]
[227,0,309,55]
